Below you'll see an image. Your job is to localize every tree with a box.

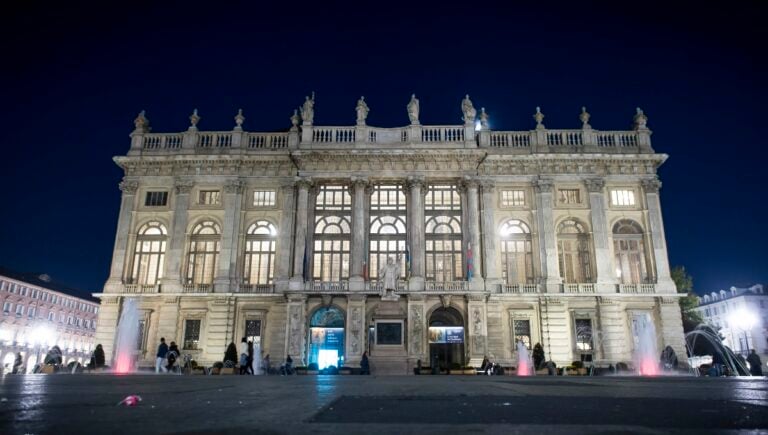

[671,266,703,332]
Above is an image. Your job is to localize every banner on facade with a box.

[428,326,465,344]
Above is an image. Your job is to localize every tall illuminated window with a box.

[557,219,593,283]
[243,220,277,285]
[313,185,351,281]
[425,184,463,282]
[186,221,221,285]
[500,219,534,284]
[613,219,649,284]
[130,221,167,285]
[369,184,407,279]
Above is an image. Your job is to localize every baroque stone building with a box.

[95,95,685,373]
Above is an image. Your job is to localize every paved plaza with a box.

[0,374,766,434]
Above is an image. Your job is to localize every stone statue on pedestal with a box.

[379,255,402,300]
[407,94,420,124]
[461,94,476,124]
[301,92,315,125]
[356,96,369,126]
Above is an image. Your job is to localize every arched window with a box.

[369,184,407,279]
[557,219,593,283]
[313,186,351,281]
[425,184,463,282]
[499,219,534,284]
[243,220,277,285]
[612,219,648,284]
[186,220,221,285]
[130,221,167,285]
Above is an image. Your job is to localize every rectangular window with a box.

[253,190,276,207]
[501,189,526,207]
[610,189,636,206]
[28,307,35,318]
[575,318,593,352]
[48,312,55,322]
[9,283,15,293]
[144,191,169,207]
[32,289,38,299]
[183,319,201,350]
[0,281,5,291]
[198,190,221,205]
[3,302,10,313]
[21,287,27,296]
[513,319,532,349]
[558,189,581,204]
[15,305,24,316]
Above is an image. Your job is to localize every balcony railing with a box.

[562,283,595,294]
[365,280,407,292]
[501,284,539,294]
[182,284,213,293]
[246,132,289,149]
[617,283,656,294]
[306,281,349,292]
[124,284,161,294]
[425,281,468,292]
[238,284,275,294]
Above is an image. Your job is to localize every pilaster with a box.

[349,177,369,291]
[585,178,615,292]
[105,179,138,293]
[467,293,488,363]
[642,178,675,293]
[461,177,484,290]
[290,178,312,290]
[345,295,367,366]
[480,181,501,291]
[275,183,296,291]
[285,295,307,365]
[215,180,244,292]
[406,177,425,291]
[534,178,561,292]
[161,178,194,293]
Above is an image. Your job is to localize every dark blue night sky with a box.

[0,1,765,299]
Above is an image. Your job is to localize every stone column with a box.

[597,297,630,363]
[657,296,687,365]
[406,177,425,291]
[642,179,675,293]
[215,180,244,292]
[462,177,484,290]
[467,294,488,365]
[480,181,500,291]
[586,178,615,292]
[93,296,120,362]
[349,177,369,291]
[275,183,296,291]
[289,179,312,290]
[104,179,138,293]
[407,294,426,367]
[286,295,307,364]
[345,295,367,366]
[162,179,194,293]
[534,179,561,293]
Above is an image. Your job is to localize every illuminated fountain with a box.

[633,314,659,376]
[686,324,750,376]
[516,341,533,376]
[113,298,140,374]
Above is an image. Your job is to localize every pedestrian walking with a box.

[360,351,370,375]
[747,349,763,376]
[166,341,180,373]
[246,341,254,375]
[239,337,248,375]
[156,337,168,373]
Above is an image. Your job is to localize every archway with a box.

[2,352,16,374]
[428,307,465,372]
[308,306,345,370]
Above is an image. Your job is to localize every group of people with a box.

[155,337,181,373]
[238,337,259,375]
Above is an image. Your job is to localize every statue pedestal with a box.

[381,291,400,302]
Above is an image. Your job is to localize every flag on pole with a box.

[466,242,474,280]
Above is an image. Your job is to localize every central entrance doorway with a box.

[428,307,465,372]
[308,306,345,370]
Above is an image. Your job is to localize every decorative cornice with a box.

[174,179,195,194]
[119,180,139,194]
[641,178,662,193]
[584,178,605,193]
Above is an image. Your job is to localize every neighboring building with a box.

[0,267,99,373]
[694,284,768,358]
[95,95,685,373]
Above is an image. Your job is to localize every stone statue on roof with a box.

[461,94,476,125]
[407,94,420,125]
[356,96,369,126]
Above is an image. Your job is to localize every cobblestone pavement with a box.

[0,374,766,434]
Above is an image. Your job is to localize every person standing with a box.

[747,349,763,376]
[12,352,22,374]
[239,337,248,375]
[360,351,370,375]
[156,337,168,373]
[246,341,254,375]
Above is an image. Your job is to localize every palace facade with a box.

[95,95,685,373]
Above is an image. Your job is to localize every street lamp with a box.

[729,308,758,355]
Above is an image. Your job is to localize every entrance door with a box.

[428,307,465,372]
[308,307,345,370]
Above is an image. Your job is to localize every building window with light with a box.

[186,221,221,285]
[574,318,594,355]
[500,219,534,284]
[130,221,167,285]
[425,184,463,282]
[183,319,201,350]
[198,190,221,206]
[313,185,352,281]
[610,189,636,206]
[501,189,526,207]
[243,220,277,285]
[513,319,532,349]
[369,184,407,280]
[557,219,593,283]
[558,189,581,205]
[612,219,649,284]
[253,190,276,207]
